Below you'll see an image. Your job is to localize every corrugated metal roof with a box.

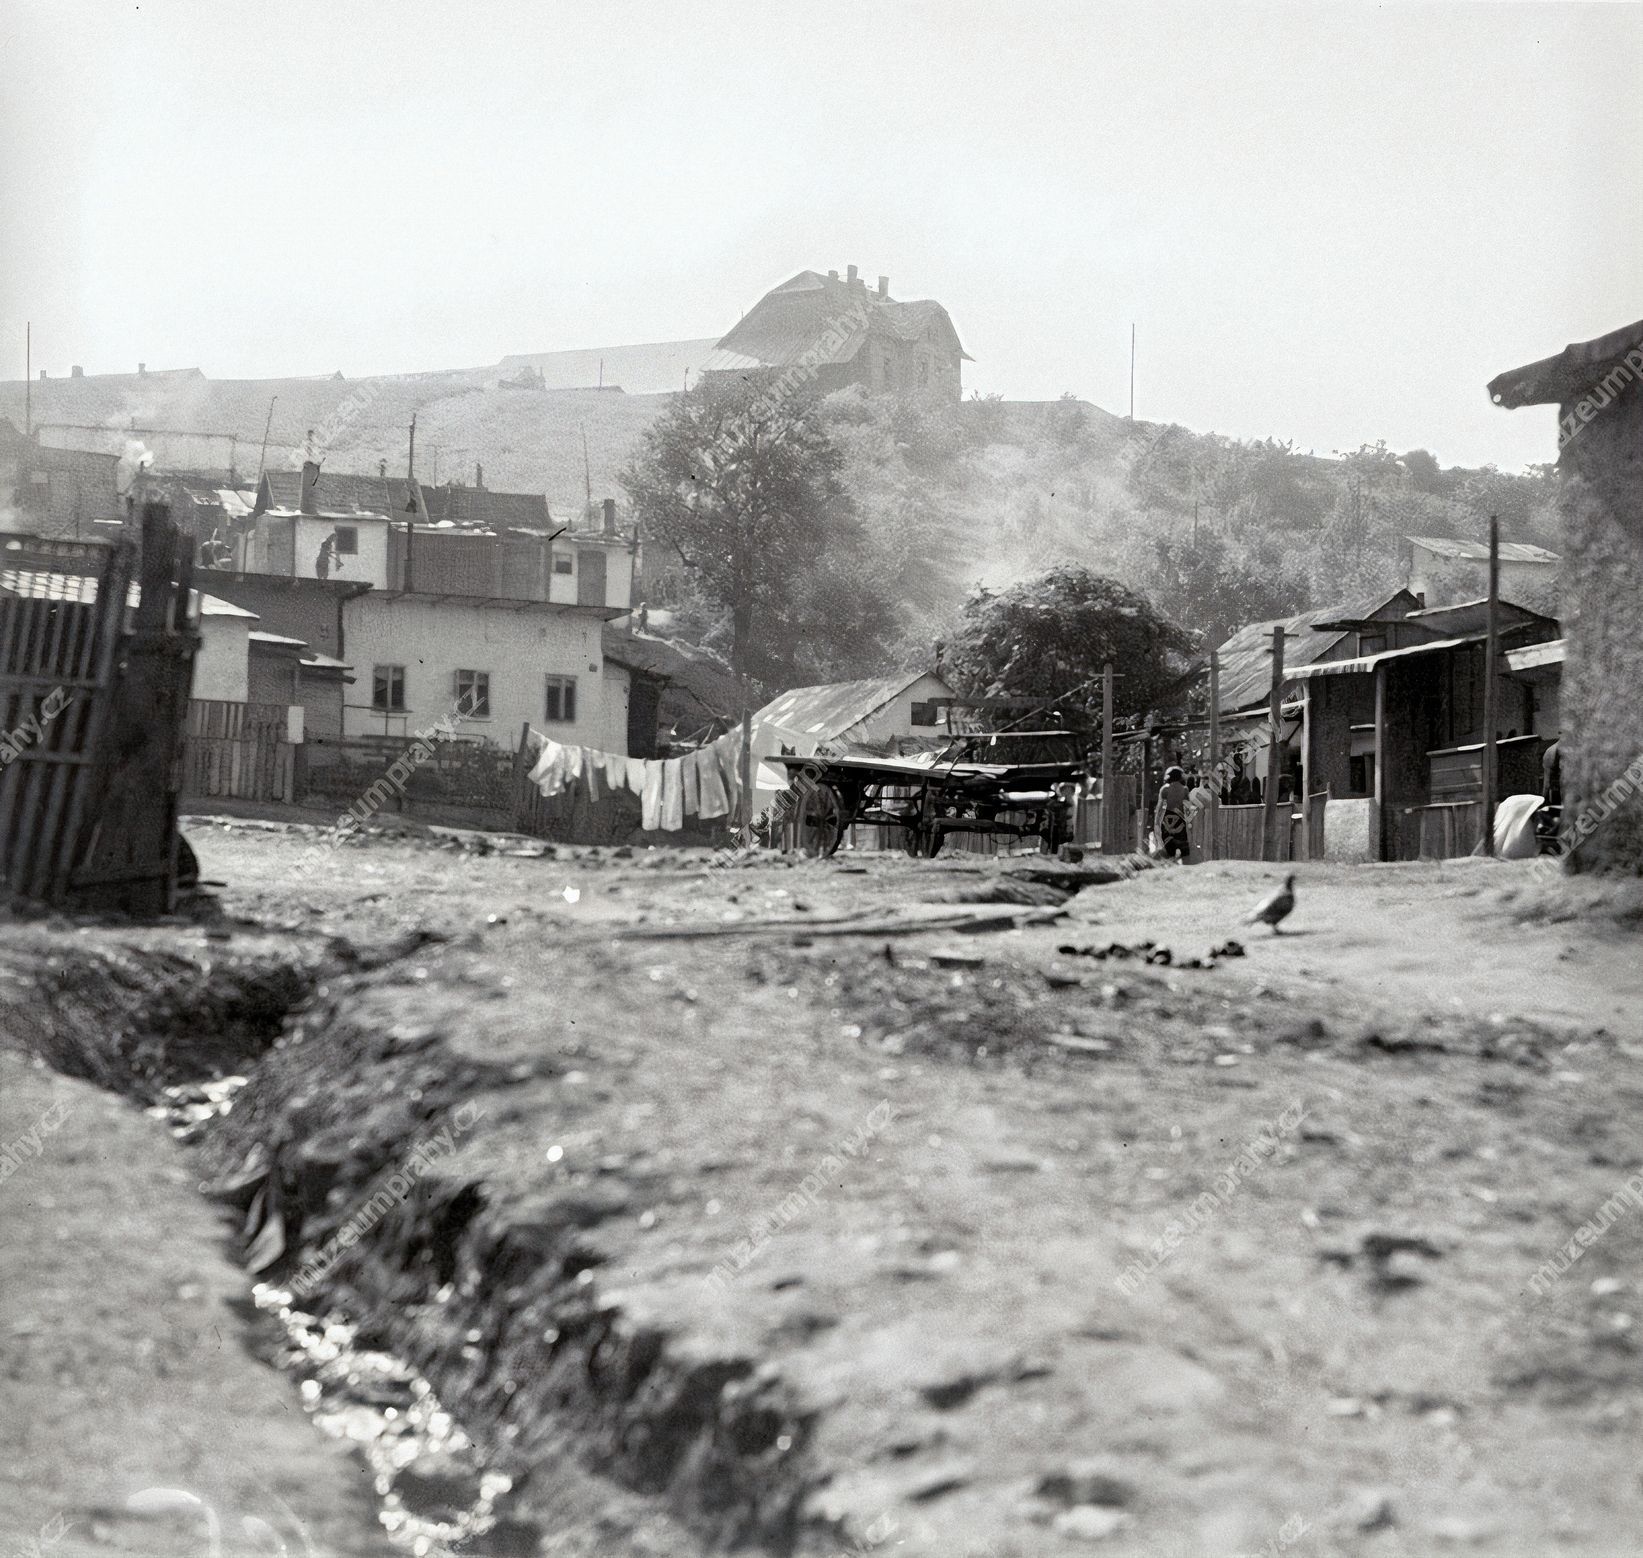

[1488,319,1643,409]
[1504,638,1566,672]
[752,671,949,745]
[0,566,256,618]
[1408,536,1560,564]
[1211,590,1419,713]
[1288,633,1486,680]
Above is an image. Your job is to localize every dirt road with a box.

[4,824,1641,1557]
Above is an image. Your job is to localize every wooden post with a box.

[1373,662,1388,861]
[405,413,418,593]
[1298,681,1312,861]
[1100,662,1114,853]
[1263,625,1285,861]
[739,698,753,835]
[1207,648,1221,861]
[1482,514,1501,856]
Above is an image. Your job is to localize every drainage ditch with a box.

[7,927,818,1558]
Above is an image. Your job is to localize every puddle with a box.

[147,1080,528,1556]
[253,1285,516,1556]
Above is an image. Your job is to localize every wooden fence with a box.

[181,699,296,803]
[0,502,199,914]
[306,733,515,816]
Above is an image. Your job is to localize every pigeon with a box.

[1246,873,1296,934]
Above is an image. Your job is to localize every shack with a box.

[1489,317,1643,873]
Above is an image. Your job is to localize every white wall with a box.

[193,616,251,702]
[340,594,622,752]
[293,515,390,586]
[547,538,636,609]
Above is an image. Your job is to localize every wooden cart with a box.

[765,739,1087,858]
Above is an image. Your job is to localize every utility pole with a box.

[1128,324,1135,422]
[1100,662,1115,854]
[1263,625,1287,862]
[1207,647,1221,861]
[255,394,277,486]
[405,414,418,593]
[1482,514,1501,855]
[581,425,593,521]
[24,323,31,438]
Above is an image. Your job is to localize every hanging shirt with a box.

[660,757,686,832]
[640,762,664,830]
[694,747,730,820]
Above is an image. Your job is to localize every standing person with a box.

[1155,764,1192,862]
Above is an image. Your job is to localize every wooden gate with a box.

[0,502,200,914]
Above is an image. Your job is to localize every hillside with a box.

[2,366,1562,659]
[0,368,670,517]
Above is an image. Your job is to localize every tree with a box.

[621,372,895,686]
[944,565,1190,726]
[1141,531,1306,648]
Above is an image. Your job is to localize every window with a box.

[544,674,577,723]
[1357,630,1387,657]
[455,670,490,718]
[333,525,358,555]
[552,549,574,576]
[372,664,405,712]
[910,699,943,728]
[1349,752,1376,796]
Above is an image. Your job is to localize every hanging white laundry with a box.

[626,757,648,796]
[640,762,664,830]
[528,737,569,797]
[693,746,729,820]
[661,757,686,831]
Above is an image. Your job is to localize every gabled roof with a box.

[1408,535,1560,565]
[1212,590,1422,714]
[259,468,401,516]
[752,670,951,745]
[708,270,970,375]
[1403,597,1559,636]
[1488,318,1643,408]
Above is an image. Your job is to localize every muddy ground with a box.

[4,820,1643,1557]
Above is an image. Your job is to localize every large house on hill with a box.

[704,267,969,401]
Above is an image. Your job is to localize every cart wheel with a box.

[795,782,845,857]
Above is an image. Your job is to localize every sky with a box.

[1,1,1638,470]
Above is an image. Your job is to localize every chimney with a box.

[602,497,617,536]
[299,460,321,515]
[847,264,860,286]
[71,365,84,378]
[378,459,387,478]
[138,363,146,375]
[38,369,46,380]
[475,462,484,489]
[877,276,889,299]
[827,269,839,281]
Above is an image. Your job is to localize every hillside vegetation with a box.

[2,368,1560,663]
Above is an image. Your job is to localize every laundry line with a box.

[524,726,753,831]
